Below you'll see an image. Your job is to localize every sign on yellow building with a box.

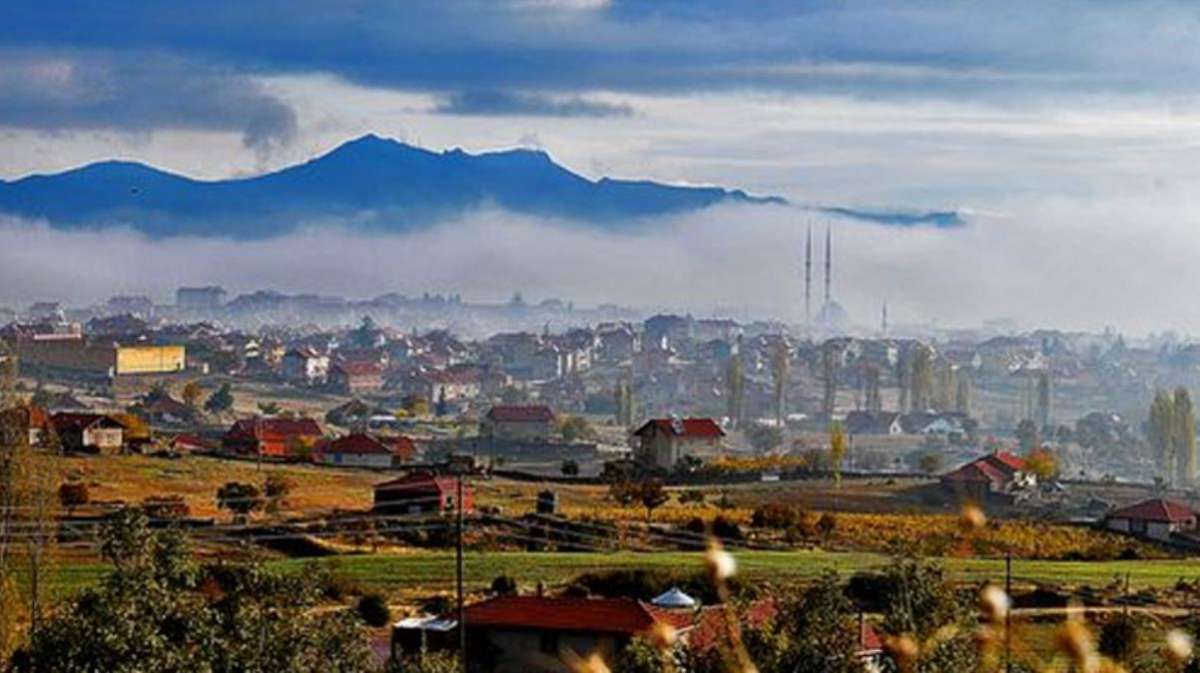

[114,345,186,375]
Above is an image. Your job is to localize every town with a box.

[3,278,1200,672]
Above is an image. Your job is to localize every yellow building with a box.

[115,345,186,375]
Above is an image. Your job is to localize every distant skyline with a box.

[5,3,1200,334]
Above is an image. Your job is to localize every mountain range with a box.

[0,134,961,238]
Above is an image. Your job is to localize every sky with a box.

[4,1,1200,333]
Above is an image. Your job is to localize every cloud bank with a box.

[2,195,1198,335]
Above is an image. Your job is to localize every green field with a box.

[48,549,1200,596]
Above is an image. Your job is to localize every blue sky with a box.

[3,2,1200,331]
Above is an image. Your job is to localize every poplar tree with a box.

[771,342,790,427]
[1175,387,1196,487]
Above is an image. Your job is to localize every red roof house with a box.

[460,596,659,673]
[940,451,1031,503]
[221,416,323,458]
[373,472,472,515]
[1105,498,1197,542]
[632,417,725,470]
[315,432,416,468]
[481,405,556,442]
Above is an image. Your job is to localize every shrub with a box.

[356,593,392,627]
[490,575,518,595]
[142,495,190,520]
[58,481,90,514]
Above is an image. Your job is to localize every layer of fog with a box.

[1,195,1197,335]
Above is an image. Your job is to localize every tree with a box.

[1024,448,1058,480]
[821,342,839,420]
[560,459,580,477]
[204,383,234,415]
[863,365,883,414]
[771,341,791,427]
[726,352,745,428]
[0,344,56,656]
[257,401,282,416]
[828,421,847,487]
[879,558,980,673]
[356,593,392,628]
[955,372,973,416]
[909,344,935,412]
[1176,387,1197,488]
[614,379,633,427]
[263,474,295,514]
[744,423,783,454]
[1036,371,1052,430]
[181,381,203,412]
[558,415,593,443]
[216,481,264,521]
[58,481,89,515]
[741,570,862,673]
[917,452,944,476]
[1152,388,1180,487]
[18,509,376,672]
[1015,419,1040,453]
[386,653,460,673]
[638,479,669,522]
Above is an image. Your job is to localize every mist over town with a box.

[5,3,1200,673]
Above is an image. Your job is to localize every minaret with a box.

[823,223,832,306]
[881,302,889,336]
[804,224,812,327]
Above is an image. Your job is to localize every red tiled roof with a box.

[462,596,658,635]
[486,405,555,423]
[942,452,1025,484]
[1108,498,1196,523]
[634,418,725,439]
[226,417,322,442]
[374,472,459,495]
[322,433,414,458]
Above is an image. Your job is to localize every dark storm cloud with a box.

[2,1,1200,137]
[0,51,296,153]
[434,90,632,117]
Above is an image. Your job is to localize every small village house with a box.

[314,433,416,469]
[0,403,50,446]
[480,404,555,442]
[328,360,385,395]
[939,451,1033,503]
[632,417,725,470]
[1104,498,1197,543]
[459,595,658,673]
[221,416,324,459]
[281,347,329,386]
[51,412,125,453]
[373,472,472,515]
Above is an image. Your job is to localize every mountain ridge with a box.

[0,134,961,237]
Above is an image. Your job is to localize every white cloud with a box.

[3,190,1200,335]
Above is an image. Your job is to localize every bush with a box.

[356,593,392,627]
[58,481,90,514]
[490,575,518,595]
[142,495,190,520]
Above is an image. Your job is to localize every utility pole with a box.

[447,453,473,673]
[1005,551,1012,673]
[457,473,466,673]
